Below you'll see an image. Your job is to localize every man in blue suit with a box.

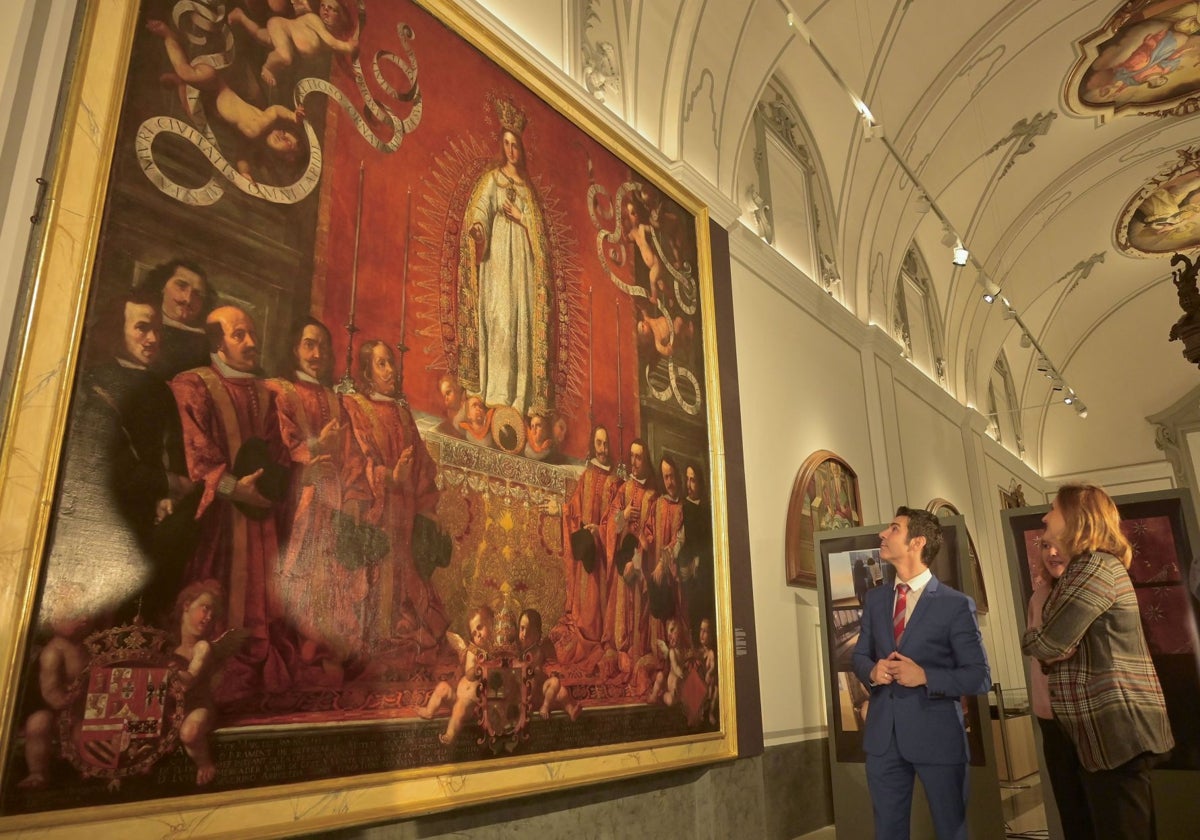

[852,507,990,840]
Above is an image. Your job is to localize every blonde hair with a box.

[1054,484,1132,568]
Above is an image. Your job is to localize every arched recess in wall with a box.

[925,498,989,615]
[785,450,863,588]
[891,243,947,389]
[738,76,841,299]
[985,350,1024,457]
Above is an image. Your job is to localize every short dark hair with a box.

[205,319,226,353]
[137,259,217,318]
[630,436,651,485]
[519,608,542,638]
[660,454,679,482]
[685,462,706,499]
[288,316,332,352]
[288,317,334,384]
[588,424,609,460]
[895,506,942,565]
[92,290,160,361]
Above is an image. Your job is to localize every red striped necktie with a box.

[893,582,909,644]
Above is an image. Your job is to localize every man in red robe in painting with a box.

[170,304,291,706]
[267,318,370,682]
[600,438,658,678]
[552,424,619,668]
[342,340,447,666]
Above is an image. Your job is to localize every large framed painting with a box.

[785,450,863,587]
[997,480,1026,510]
[0,1,738,835]
[1001,490,1200,772]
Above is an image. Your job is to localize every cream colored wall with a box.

[729,229,878,744]
[0,0,77,383]
[478,0,567,69]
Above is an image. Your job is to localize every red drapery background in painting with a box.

[311,0,644,459]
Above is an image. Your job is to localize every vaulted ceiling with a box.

[484,0,1200,479]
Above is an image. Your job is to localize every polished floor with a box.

[796,771,1048,840]
[1000,773,1049,839]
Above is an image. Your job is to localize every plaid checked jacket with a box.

[1021,551,1173,772]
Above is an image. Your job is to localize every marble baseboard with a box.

[315,740,832,840]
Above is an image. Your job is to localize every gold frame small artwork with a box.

[998,481,1027,511]
[785,451,863,588]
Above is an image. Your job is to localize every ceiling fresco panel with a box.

[1066,1,1200,122]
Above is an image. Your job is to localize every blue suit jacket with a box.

[851,575,990,765]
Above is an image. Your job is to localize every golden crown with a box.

[492,95,527,135]
[84,623,172,664]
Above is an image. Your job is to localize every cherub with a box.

[230,0,359,88]
[696,617,718,726]
[519,609,579,721]
[17,605,93,789]
[146,19,308,179]
[459,395,495,445]
[623,197,667,308]
[418,606,493,744]
[171,579,246,785]
[647,618,687,706]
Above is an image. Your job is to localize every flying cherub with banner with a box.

[137,0,423,206]
[589,178,703,416]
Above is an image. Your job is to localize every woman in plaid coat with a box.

[1022,484,1174,840]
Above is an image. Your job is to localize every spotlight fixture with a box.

[952,241,970,267]
[941,224,958,247]
[1019,332,1032,348]
[1075,402,1088,419]
[860,113,879,140]
[1063,392,1075,405]
[915,193,931,214]
[1002,307,1018,320]
[1050,376,1064,391]
[1035,355,1051,373]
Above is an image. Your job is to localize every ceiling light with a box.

[941,225,958,247]
[953,241,970,267]
[1075,402,1088,418]
[1063,393,1075,405]
[1002,308,1017,320]
[860,113,879,140]
[1019,332,1032,348]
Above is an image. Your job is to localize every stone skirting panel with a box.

[323,739,832,840]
